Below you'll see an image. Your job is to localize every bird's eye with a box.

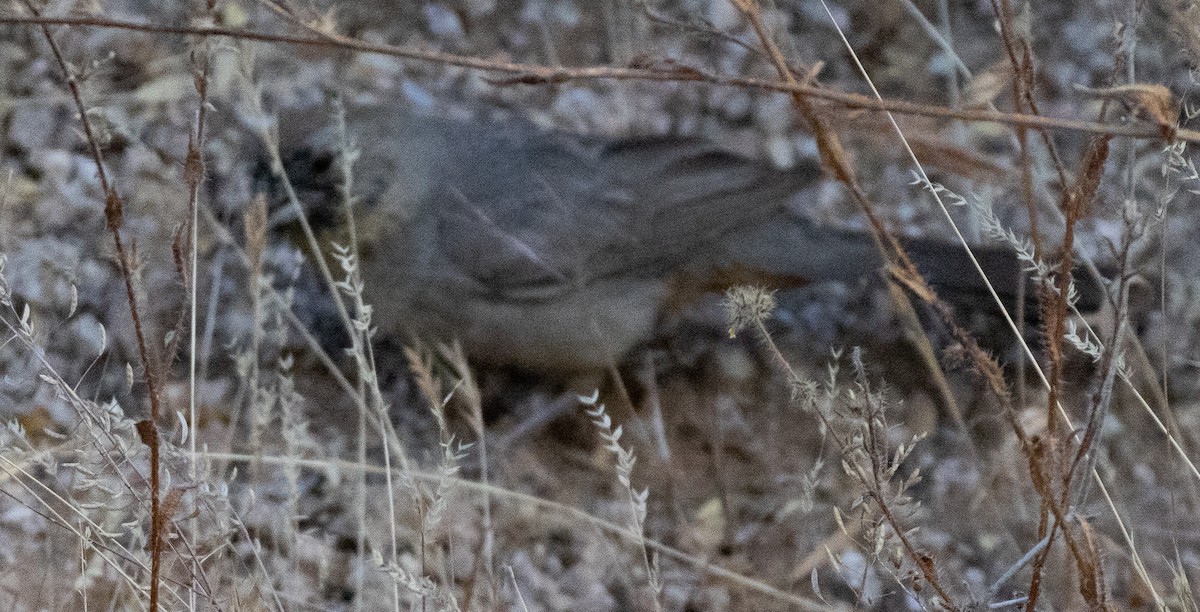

[310,154,333,175]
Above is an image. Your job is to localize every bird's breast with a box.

[452,278,670,371]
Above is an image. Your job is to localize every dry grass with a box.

[1,0,1199,610]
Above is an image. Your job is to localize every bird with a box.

[262,103,1104,372]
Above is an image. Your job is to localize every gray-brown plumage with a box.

[267,104,1103,371]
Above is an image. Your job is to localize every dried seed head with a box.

[723,285,777,338]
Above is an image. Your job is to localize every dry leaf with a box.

[962,59,1015,110]
[1074,83,1178,133]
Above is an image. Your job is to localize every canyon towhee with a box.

[266,104,1103,371]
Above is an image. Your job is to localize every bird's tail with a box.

[719,214,1105,319]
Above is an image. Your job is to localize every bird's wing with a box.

[284,106,819,302]
[392,120,820,299]
[583,136,820,279]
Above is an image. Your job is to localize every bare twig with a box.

[20,3,169,608]
[0,13,1192,143]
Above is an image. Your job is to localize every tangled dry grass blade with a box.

[1,0,1199,610]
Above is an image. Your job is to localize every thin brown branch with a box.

[734,0,960,605]
[20,3,167,609]
[0,13,1193,143]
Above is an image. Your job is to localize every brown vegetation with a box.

[0,0,1197,610]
